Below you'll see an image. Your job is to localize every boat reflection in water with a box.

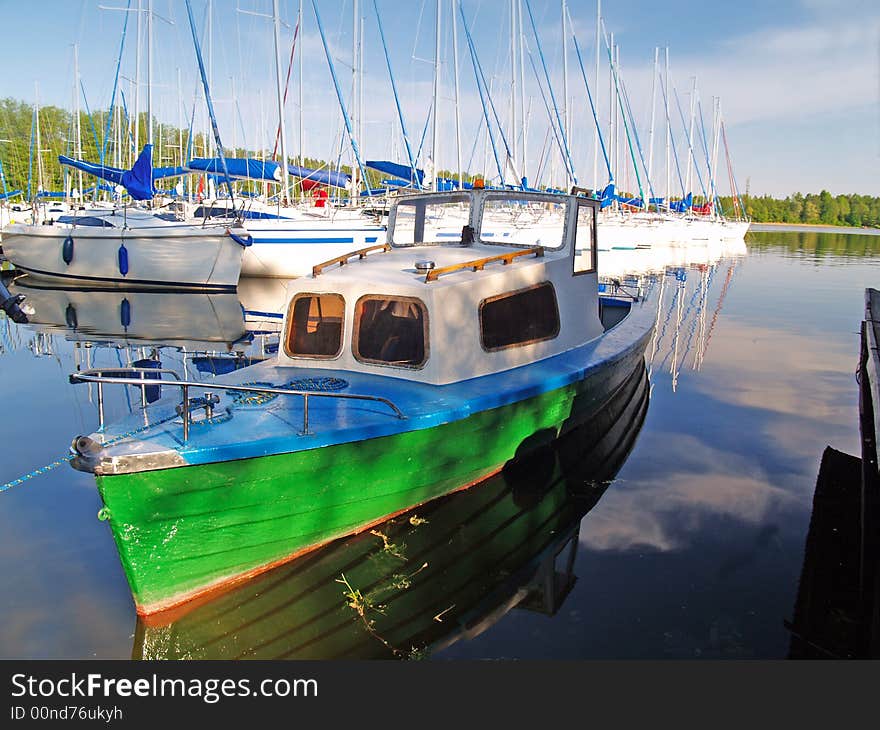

[133,357,650,660]
[4,275,289,373]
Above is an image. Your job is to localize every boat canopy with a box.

[366,160,423,187]
[287,164,350,189]
[187,157,282,182]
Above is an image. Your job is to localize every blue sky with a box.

[0,0,877,196]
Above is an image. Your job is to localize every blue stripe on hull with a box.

[250,236,380,245]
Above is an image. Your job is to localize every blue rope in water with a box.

[0,409,180,494]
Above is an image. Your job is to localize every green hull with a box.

[98,351,644,616]
[133,362,650,659]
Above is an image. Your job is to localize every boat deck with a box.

[76,293,657,472]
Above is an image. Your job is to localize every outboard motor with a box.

[0,277,28,324]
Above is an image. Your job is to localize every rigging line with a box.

[458,1,508,184]
[373,0,420,185]
[526,47,568,188]
[271,14,301,161]
[415,97,433,167]
[568,12,612,184]
[522,0,576,184]
[618,74,657,205]
[657,74,686,199]
[464,112,485,174]
[534,123,554,187]
[721,122,746,220]
[311,0,370,193]
[696,98,715,203]
[184,0,236,206]
[79,81,102,164]
[102,0,133,169]
[458,1,504,184]
[673,86,707,200]
[599,22,644,205]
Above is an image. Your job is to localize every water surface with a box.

[1,229,877,659]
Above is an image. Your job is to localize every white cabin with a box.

[275,190,603,386]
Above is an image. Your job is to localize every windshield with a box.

[390,194,472,246]
[479,192,568,249]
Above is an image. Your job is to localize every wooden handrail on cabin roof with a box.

[312,243,391,277]
[424,246,544,282]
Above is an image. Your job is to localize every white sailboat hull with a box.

[241,220,384,278]
[2,223,245,289]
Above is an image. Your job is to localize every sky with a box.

[0,0,877,197]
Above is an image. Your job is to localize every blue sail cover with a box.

[366,160,423,186]
[58,156,126,186]
[187,158,282,182]
[669,192,693,213]
[35,191,68,199]
[58,145,166,200]
[153,166,187,179]
[287,164,350,189]
[599,182,616,209]
[0,189,22,200]
[120,144,155,200]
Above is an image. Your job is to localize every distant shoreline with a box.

[748,222,880,236]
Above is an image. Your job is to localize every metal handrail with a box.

[69,372,406,441]
[70,367,183,426]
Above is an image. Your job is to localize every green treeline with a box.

[739,192,880,229]
[2,96,877,225]
[0,97,373,195]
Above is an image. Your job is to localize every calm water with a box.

[1,229,878,659]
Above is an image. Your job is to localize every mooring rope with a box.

[0,411,180,494]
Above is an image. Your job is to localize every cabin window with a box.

[480,282,560,351]
[354,295,429,368]
[392,194,472,246]
[573,202,597,274]
[285,293,345,359]
[480,194,566,249]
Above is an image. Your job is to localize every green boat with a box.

[133,358,649,659]
[69,189,657,620]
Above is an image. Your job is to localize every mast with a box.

[607,32,614,188]
[177,67,184,196]
[352,0,359,189]
[561,0,569,146]
[146,0,153,146]
[298,0,304,168]
[272,0,291,205]
[593,0,601,189]
[431,0,442,191]
[359,15,365,164]
[647,47,658,199]
[685,76,697,199]
[710,97,721,214]
[664,47,670,206]
[134,0,142,153]
[73,45,83,199]
[517,0,527,180]
[452,0,462,188]
[510,0,517,170]
[35,84,44,194]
